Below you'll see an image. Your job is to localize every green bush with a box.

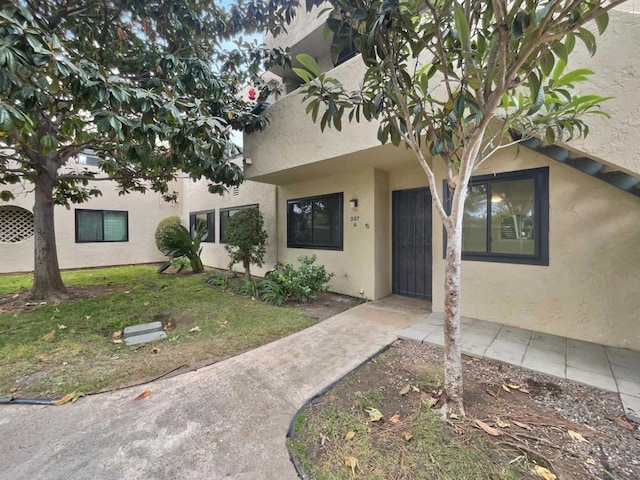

[224,208,268,281]
[155,216,182,253]
[157,221,208,274]
[205,272,229,289]
[258,278,287,306]
[266,255,333,302]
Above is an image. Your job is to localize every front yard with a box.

[0,265,317,399]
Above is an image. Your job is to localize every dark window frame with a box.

[443,167,549,265]
[75,209,129,243]
[287,192,344,250]
[219,204,258,244]
[189,210,215,243]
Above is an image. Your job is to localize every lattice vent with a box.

[0,206,34,243]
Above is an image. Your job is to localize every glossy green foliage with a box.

[158,222,208,274]
[224,208,268,277]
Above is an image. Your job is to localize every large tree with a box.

[0,0,299,300]
[296,0,624,416]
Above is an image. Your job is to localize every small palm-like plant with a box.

[157,222,208,274]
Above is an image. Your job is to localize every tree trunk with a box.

[31,167,66,300]
[442,227,465,417]
[243,258,251,281]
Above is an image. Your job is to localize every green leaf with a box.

[453,7,469,49]
[595,11,609,36]
[295,54,320,77]
[292,67,314,83]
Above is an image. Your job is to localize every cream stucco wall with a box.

[427,149,640,351]
[0,179,180,273]
[180,175,277,277]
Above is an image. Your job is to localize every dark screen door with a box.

[392,188,432,300]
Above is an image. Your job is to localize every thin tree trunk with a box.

[243,258,251,281]
[442,226,465,416]
[32,167,66,300]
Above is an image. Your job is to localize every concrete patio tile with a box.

[522,347,566,366]
[567,338,607,353]
[610,363,640,383]
[423,329,445,346]
[620,393,640,423]
[521,356,566,378]
[461,342,490,357]
[484,341,527,366]
[460,316,478,327]
[566,366,617,392]
[615,378,640,398]
[495,327,531,345]
[606,347,640,370]
[529,334,566,354]
[423,313,444,327]
[408,320,441,333]
[398,327,429,343]
[466,320,503,336]
[567,349,612,376]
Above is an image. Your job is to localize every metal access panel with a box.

[392,187,433,300]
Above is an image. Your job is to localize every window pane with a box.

[462,184,488,253]
[220,211,230,243]
[312,197,340,246]
[103,211,127,241]
[289,201,313,245]
[77,210,103,242]
[490,178,535,255]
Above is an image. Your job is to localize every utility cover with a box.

[123,321,167,346]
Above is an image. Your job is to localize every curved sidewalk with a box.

[0,296,426,480]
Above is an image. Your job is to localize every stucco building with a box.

[1,4,639,352]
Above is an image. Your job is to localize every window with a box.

[189,210,215,242]
[287,193,343,250]
[75,209,128,243]
[445,167,548,265]
[219,204,258,243]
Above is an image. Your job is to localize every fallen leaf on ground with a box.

[389,413,401,424]
[134,390,152,400]
[55,392,76,406]
[57,324,67,330]
[365,407,384,422]
[402,431,413,441]
[586,458,596,465]
[152,347,160,354]
[71,391,85,403]
[344,431,356,441]
[533,465,557,480]
[112,339,123,344]
[568,429,587,442]
[486,389,496,397]
[474,419,502,436]
[9,386,18,393]
[420,393,438,408]
[501,384,511,392]
[496,418,510,428]
[143,302,150,306]
[452,424,465,435]
[411,385,420,392]
[506,384,521,390]
[513,420,532,430]
[448,412,460,420]
[112,331,122,339]
[84,315,91,321]
[344,455,359,475]
[520,388,530,394]
[399,384,410,396]
[189,326,201,332]
[320,433,328,446]
[43,329,56,341]
[606,416,635,431]
[124,291,130,294]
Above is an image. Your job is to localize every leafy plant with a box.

[155,216,182,253]
[232,279,260,299]
[266,255,333,302]
[205,273,229,290]
[157,222,207,274]
[224,208,268,281]
[258,278,287,306]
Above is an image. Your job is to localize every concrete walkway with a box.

[0,296,426,480]
[400,312,640,423]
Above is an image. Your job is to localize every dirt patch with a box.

[290,291,364,322]
[290,339,640,480]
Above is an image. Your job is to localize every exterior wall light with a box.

[349,199,358,208]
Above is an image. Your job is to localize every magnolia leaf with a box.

[420,393,438,408]
[9,387,18,393]
[344,430,356,441]
[112,339,124,344]
[389,413,401,424]
[402,431,413,441]
[365,407,384,422]
[496,418,510,428]
[43,329,56,341]
[189,326,201,332]
[533,465,557,480]
[343,455,359,475]
[506,384,520,390]
[568,429,588,442]
[134,390,152,400]
[606,416,635,432]
[112,331,122,339]
[296,54,320,76]
[399,384,410,396]
[501,384,511,392]
[411,385,420,393]
[55,392,75,406]
[474,419,502,436]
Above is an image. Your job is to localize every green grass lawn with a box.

[0,265,315,398]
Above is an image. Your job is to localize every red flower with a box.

[248,88,257,100]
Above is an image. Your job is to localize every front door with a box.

[392,188,432,300]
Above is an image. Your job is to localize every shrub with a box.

[258,278,287,306]
[224,208,268,281]
[205,272,229,289]
[266,255,333,302]
[157,221,207,274]
[155,216,182,253]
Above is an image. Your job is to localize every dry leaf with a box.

[55,392,75,406]
[112,339,124,344]
[501,384,511,392]
[606,416,635,432]
[320,433,328,446]
[365,407,384,422]
[43,329,56,341]
[143,302,150,307]
[402,431,413,441]
[474,419,502,436]
[486,389,496,397]
[343,455,359,475]
[411,385,420,392]
[190,326,201,332]
[71,391,85,403]
[124,291,130,294]
[513,420,532,431]
[389,413,401,424]
[420,393,438,408]
[568,429,587,442]
[399,384,410,396]
[533,465,557,480]
[448,412,459,420]
[520,388,530,394]
[344,431,356,441]
[9,386,18,393]
[507,384,521,390]
[452,424,465,435]
[112,331,122,340]
[84,315,91,321]
[586,458,596,465]
[57,324,67,330]
[134,390,152,400]
[496,418,510,428]
[151,347,160,354]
